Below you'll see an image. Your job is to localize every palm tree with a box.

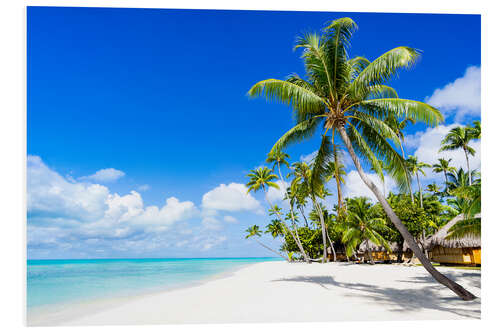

[325,157,346,212]
[245,225,288,260]
[385,114,416,202]
[246,167,310,262]
[447,168,479,193]
[440,126,476,185]
[342,197,391,264]
[432,158,456,194]
[469,120,481,139]
[248,17,475,299]
[265,152,312,263]
[289,158,331,263]
[426,183,441,196]
[266,150,290,181]
[406,155,431,209]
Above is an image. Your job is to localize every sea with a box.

[27,257,282,310]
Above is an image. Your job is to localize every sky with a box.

[27,7,481,259]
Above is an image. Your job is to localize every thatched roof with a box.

[425,213,481,249]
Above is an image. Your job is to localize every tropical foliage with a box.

[243,17,480,300]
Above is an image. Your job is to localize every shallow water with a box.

[27,257,282,309]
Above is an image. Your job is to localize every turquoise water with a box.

[27,257,282,309]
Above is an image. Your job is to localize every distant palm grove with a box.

[244,18,480,301]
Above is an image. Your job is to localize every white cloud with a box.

[300,151,317,163]
[425,66,480,121]
[28,155,109,222]
[223,215,238,223]
[413,124,481,180]
[201,216,221,230]
[137,184,151,191]
[344,171,396,202]
[28,155,198,246]
[265,180,288,203]
[80,168,126,183]
[201,183,263,213]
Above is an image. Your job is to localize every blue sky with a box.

[27,7,481,259]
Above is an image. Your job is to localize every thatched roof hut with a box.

[425,213,481,249]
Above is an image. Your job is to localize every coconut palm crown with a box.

[440,126,476,185]
[246,167,280,193]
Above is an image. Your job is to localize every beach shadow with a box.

[271,271,481,319]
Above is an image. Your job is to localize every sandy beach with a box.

[28,261,481,326]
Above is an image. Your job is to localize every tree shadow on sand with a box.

[271,270,480,319]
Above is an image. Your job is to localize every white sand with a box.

[28,261,481,326]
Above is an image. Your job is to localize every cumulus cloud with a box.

[425,66,481,121]
[223,215,238,223]
[413,124,481,180]
[265,180,288,203]
[343,171,396,202]
[201,183,263,213]
[79,168,126,183]
[27,156,208,257]
[28,155,109,222]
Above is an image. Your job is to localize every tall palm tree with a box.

[246,167,310,262]
[289,157,331,263]
[342,197,391,264]
[440,126,476,186]
[248,17,475,299]
[406,155,431,209]
[245,225,288,260]
[266,150,290,181]
[265,151,312,263]
[432,158,456,194]
[325,156,346,212]
[385,114,416,202]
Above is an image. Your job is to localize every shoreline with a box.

[27,260,267,326]
[28,261,481,326]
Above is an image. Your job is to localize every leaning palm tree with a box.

[246,167,310,262]
[406,155,431,208]
[245,225,288,260]
[248,17,475,299]
[342,197,391,264]
[432,158,456,194]
[440,126,476,186]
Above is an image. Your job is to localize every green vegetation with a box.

[244,17,480,300]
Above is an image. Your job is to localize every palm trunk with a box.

[416,172,423,209]
[333,147,345,212]
[326,227,337,262]
[312,198,328,263]
[365,240,374,265]
[254,239,288,261]
[399,138,414,203]
[464,148,472,186]
[338,126,476,300]
[300,207,309,228]
[444,171,449,194]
